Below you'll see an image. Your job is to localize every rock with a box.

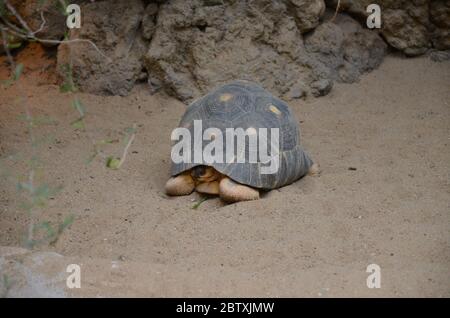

[382,7,429,56]
[57,0,147,96]
[339,14,387,77]
[142,3,159,40]
[325,0,450,55]
[304,21,345,82]
[144,1,386,102]
[310,79,333,97]
[305,13,387,83]
[429,50,450,62]
[0,246,67,298]
[429,0,450,50]
[202,0,225,5]
[144,0,313,101]
[286,84,307,99]
[289,0,326,33]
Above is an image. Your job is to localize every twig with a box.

[0,16,27,35]
[27,169,35,243]
[330,0,341,23]
[2,0,111,62]
[117,124,137,169]
[4,0,32,34]
[0,1,114,247]
[30,11,46,36]
[44,38,111,62]
[2,25,111,62]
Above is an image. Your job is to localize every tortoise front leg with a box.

[165,172,195,196]
[219,177,259,203]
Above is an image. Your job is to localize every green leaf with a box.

[72,98,85,117]
[35,221,56,239]
[71,117,85,130]
[2,64,24,85]
[18,201,34,212]
[58,63,77,92]
[124,126,137,134]
[3,274,11,290]
[34,184,50,198]
[7,42,22,49]
[57,0,69,15]
[17,181,34,193]
[49,214,74,245]
[58,214,74,233]
[13,63,24,81]
[106,156,121,169]
[97,139,118,145]
[191,197,209,209]
[59,82,75,93]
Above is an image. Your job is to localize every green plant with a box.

[0,1,137,248]
[1,28,74,247]
[0,274,13,298]
[191,197,209,210]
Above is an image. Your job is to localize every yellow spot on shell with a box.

[269,104,281,115]
[219,93,233,102]
[247,127,257,135]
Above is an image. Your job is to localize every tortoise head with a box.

[191,165,221,183]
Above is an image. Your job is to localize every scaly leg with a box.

[165,172,195,196]
[219,177,259,203]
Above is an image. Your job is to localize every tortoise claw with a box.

[308,163,320,176]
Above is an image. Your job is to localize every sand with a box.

[0,45,449,297]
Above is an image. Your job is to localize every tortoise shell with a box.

[170,80,313,189]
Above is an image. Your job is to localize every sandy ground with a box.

[0,45,449,297]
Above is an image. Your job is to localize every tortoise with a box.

[165,80,319,202]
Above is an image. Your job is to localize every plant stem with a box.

[1,27,36,245]
[117,124,137,169]
[330,0,341,23]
